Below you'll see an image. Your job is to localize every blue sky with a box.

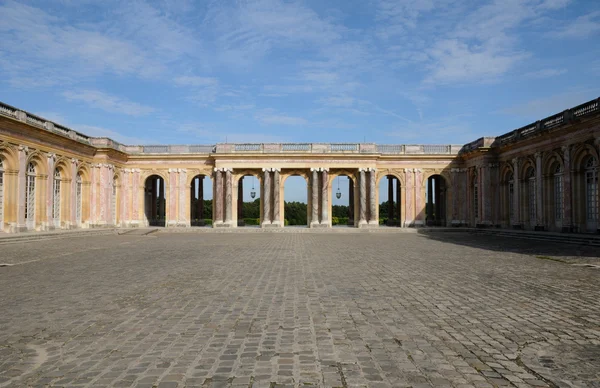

[1,0,599,203]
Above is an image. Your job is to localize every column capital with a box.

[512,157,520,167]
[18,145,29,154]
[71,158,79,166]
[534,151,542,160]
[47,152,56,161]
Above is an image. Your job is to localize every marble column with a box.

[561,146,572,231]
[151,177,157,223]
[348,179,354,226]
[70,159,78,227]
[191,178,196,220]
[238,177,244,223]
[388,176,394,225]
[46,153,56,229]
[414,169,425,226]
[404,169,414,226]
[198,177,204,225]
[358,169,367,226]
[262,169,271,226]
[158,177,165,222]
[272,169,281,226]
[16,146,28,231]
[396,178,401,226]
[481,164,493,226]
[225,169,232,225]
[321,168,329,226]
[368,168,377,224]
[427,175,433,224]
[310,168,319,227]
[535,152,543,228]
[512,158,521,227]
[214,169,223,225]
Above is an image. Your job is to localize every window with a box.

[585,157,598,221]
[554,164,563,221]
[53,169,61,221]
[76,174,82,223]
[25,162,35,221]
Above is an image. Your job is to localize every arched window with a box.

[585,157,598,222]
[53,169,61,221]
[76,174,82,224]
[0,159,4,228]
[472,170,478,219]
[25,162,36,222]
[554,164,563,221]
[508,172,514,221]
[527,167,536,223]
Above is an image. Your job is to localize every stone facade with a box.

[0,98,598,233]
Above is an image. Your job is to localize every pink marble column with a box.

[214,169,223,225]
[481,163,493,225]
[404,169,414,226]
[179,169,187,225]
[168,169,177,226]
[414,169,425,226]
[262,169,271,225]
[70,159,78,227]
[535,152,543,227]
[310,168,319,227]
[132,169,139,222]
[16,146,28,230]
[561,146,572,230]
[225,169,232,225]
[451,168,459,224]
[358,169,367,226]
[321,168,329,225]
[90,164,98,225]
[272,169,281,226]
[46,153,56,229]
[368,168,377,224]
[512,158,521,226]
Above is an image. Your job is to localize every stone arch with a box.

[542,151,565,230]
[500,163,515,226]
[280,170,310,227]
[143,172,168,227]
[25,152,48,230]
[0,141,18,171]
[328,169,358,227]
[572,142,599,232]
[52,159,71,228]
[233,170,262,227]
[75,164,91,227]
[376,171,403,227]
[189,171,215,227]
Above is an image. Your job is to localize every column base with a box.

[310,221,327,228]
[214,222,234,228]
[413,220,425,227]
[263,222,282,228]
[358,221,378,229]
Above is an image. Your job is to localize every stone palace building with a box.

[0,98,598,233]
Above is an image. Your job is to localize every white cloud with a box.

[75,124,151,145]
[255,111,308,126]
[174,76,218,87]
[424,39,528,84]
[551,11,600,38]
[62,90,155,116]
[502,89,600,118]
[523,68,567,79]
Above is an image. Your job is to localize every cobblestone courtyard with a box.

[0,231,599,388]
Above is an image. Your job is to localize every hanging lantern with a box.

[336,176,342,199]
[250,176,256,198]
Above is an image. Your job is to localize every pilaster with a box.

[44,153,56,231]
[561,146,573,231]
[16,145,28,231]
[512,158,521,227]
[535,152,544,229]
[414,169,425,226]
[368,168,377,225]
[321,168,330,226]
[272,169,281,226]
[404,168,414,227]
[214,168,223,226]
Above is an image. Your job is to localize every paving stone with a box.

[0,232,598,388]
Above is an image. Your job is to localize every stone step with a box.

[0,228,120,245]
[471,229,600,246]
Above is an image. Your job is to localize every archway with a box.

[283,175,308,227]
[237,174,260,227]
[378,175,401,226]
[144,175,166,227]
[425,174,447,226]
[331,175,355,227]
[190,174,213,227]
